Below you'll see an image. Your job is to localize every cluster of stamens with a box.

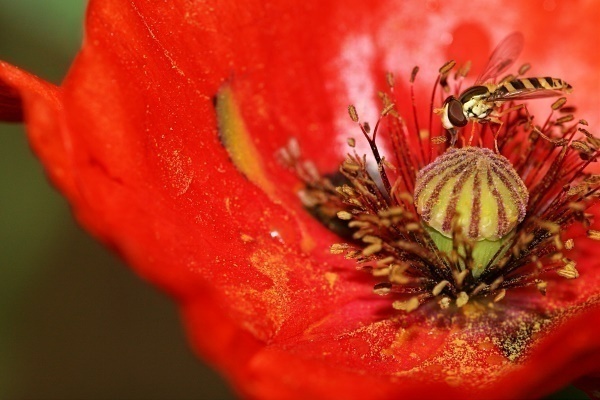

[279,65,600,312]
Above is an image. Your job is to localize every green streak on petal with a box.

[215,85,316,253]
[215,85,275,195]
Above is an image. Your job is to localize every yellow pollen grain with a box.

[229,247,292,341]
[372,267,391,277]
[551,97,567,110]
[557,115,574,124]
[439,59,456,74]
[438,297,451,309]
[432,280,450,296]
[393,297,420,312]
[431,136,447,144]
[324,272,338,290]
[240,233,254,243]
[567,186,586,197]
[456,292,469,308]
[405,222,421,231]
[397,192,414,203]
[557,261,579,279]
[337,211,353,220]
[493,289,506,302]
[348,220,369,228]
[362,235,382,244]
[348,104,359,122]
[376,256,395,266]
[454,270,469,286]
[224,197,232,215]
[587,230,600,240]
[362,242,382,256]
[536,281,548,294]
[330,243,350,254]
[445,375,462,387]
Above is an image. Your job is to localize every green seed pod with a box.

[414,147,529,276]
[415,147,528,240]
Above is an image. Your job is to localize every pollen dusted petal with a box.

[1,0,600,399]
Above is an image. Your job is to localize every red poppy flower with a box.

[1,0,600,398]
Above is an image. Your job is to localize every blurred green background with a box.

[0,1,591,399]
[0,1,234,398]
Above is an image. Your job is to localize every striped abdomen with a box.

[491,77,572,99]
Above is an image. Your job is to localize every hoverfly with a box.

[439,32,572,141]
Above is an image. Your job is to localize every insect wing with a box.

[488,87,566,102]
[476,32,525,84]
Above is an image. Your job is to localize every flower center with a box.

[277,63,600,313]
[414,147,528,277]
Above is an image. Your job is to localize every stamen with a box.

[393,297,420,312]
[456,292,469,308]
[551,97,567,110]
[587,230,600,240]
[280,57,599,313]
[518,63,531,75]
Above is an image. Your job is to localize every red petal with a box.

[0,79,23,121]
[1,0,600,398]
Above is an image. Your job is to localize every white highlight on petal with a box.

[333,34,379,159]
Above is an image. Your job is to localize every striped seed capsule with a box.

[414,147,528,241]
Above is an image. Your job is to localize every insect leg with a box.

[494,103,525,118]
[468,122,477,146]
[489,103,527,152]
[449,127,458,147]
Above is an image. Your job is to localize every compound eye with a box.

[447,98,468,127]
